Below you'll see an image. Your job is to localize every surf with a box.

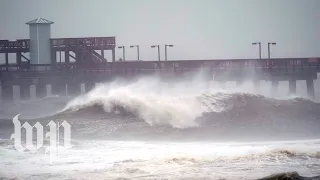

[60,77,320,129]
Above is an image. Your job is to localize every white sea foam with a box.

[0,139,319,179]
[62,76,316,129]
[63,77,215,128]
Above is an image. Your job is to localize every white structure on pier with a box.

[26,18,54,65]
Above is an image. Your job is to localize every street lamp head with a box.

[151,45,158,48]
[268,42,276,45]
[166,44,174,47]
[130,45,135,48]
[118,46,124,49]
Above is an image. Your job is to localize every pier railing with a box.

[0,58,319,73]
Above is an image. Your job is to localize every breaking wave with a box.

[2,77,320,179]
[60,77,320,129]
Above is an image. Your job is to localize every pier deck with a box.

[1,38,319,102]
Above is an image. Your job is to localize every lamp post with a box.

[130,45,139,61]
[151,45,160,61]
[118,46,125,61]
[164,44,174,61]
[268,42,276,59]
[252,42,261,59]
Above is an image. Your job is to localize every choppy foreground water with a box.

[0,77,320,179]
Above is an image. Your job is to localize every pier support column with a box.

[12,85,20,102]
[36,84,46,98]
[51,49,57,69]
[5,53,9,71]
[289,80,296,95]
[46,84,52,97]
[101,50,105,59]
[306,79,315,99]
[16,52,22,67]
[30,85,37,100]
[65,51,70,65]
[112,48,115,62]
[271,80,279,93]
[20,83,30,100]
[2,82,13,101]
[80,83,86,95]
[65,84,69,96]
[0,85,2,103]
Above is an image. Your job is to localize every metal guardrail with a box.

[0,58,319,73]
[51,37,116,51]
[0,39,30,53]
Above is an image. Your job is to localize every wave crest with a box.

[61,78,320,129]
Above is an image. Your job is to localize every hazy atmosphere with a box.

[1,1,320,179]
[1,0,320,61]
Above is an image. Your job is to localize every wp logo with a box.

[10,114,72,162]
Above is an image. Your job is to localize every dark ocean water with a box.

[0,78,320,179]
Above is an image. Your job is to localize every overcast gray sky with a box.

[0,0,319,61]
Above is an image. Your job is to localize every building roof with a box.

[26,18,54,25]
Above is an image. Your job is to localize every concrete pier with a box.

[0,18,319,103]
[46,84,52,96]
[30,85,37,99]
[65,84,69,96]
[12,85,20,102]
[289,80,297,95]
[20,83,30,100]
[1,82,13,102]
[0,85,2,103]
[306,79,315,98]
[80,83,86,95]
[36,83,46,98]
